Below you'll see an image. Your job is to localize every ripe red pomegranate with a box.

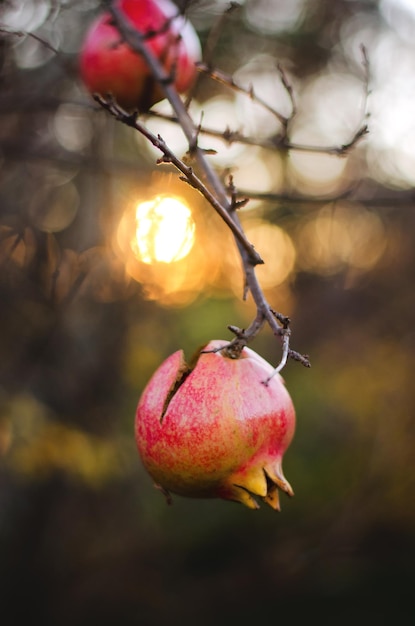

[135,339,296,510]
[79,0,201,111]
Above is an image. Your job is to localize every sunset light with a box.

[131,196,195,264]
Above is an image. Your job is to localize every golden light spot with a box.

[296,203,387,275]
[115,194,210,306]
[216,219,296,302]
[131,196,195,264]
[245,221,296,289]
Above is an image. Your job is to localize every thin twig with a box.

[185,1,241,106]
[263,332,290,384]
[156,44,370,157]
[277,63,297,120]
[0,27,60,55]
[197,62,289,127]
[145,110,368,155]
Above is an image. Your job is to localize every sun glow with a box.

[131,196,195,264]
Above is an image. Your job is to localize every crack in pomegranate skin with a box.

[160,361,192,422]
[135,340,296,510]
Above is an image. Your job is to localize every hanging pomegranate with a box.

[135,340,296,510]
[79,0,201,110]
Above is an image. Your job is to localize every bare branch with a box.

[145,111,368,156]
[98,2,311,370]
[0,28,60,56]
[197,62,289,127]
[277,63,297,120]
[94,95,263,266]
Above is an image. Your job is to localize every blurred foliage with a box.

[1,0,415,624]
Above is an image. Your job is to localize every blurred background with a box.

[1,0,414,623]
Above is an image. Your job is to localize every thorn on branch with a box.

[222,126,241,145]
[288,350,311,368]
[336,124,369,156]
[233,198,250,209]
[157,155,173,164]
[270,308,290,328]
[178,175,197,189]
[228,325,246,339]
[227,175,250,210]
[242,278,249,301]
[201,148,218,156]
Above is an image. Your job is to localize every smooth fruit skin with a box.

[79,0,201,110]
[135,340,296,510]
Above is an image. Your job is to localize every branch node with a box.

[227,325,246,339]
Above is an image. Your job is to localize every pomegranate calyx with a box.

[223,461,294,511]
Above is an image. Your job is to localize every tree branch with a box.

[94,95,263,266]
[98,1,310,373]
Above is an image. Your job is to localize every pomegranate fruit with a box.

[79,0,201,111]
[135,339,296,510]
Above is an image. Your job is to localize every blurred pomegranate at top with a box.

[135,340,296,510]
[79,0,201,111]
